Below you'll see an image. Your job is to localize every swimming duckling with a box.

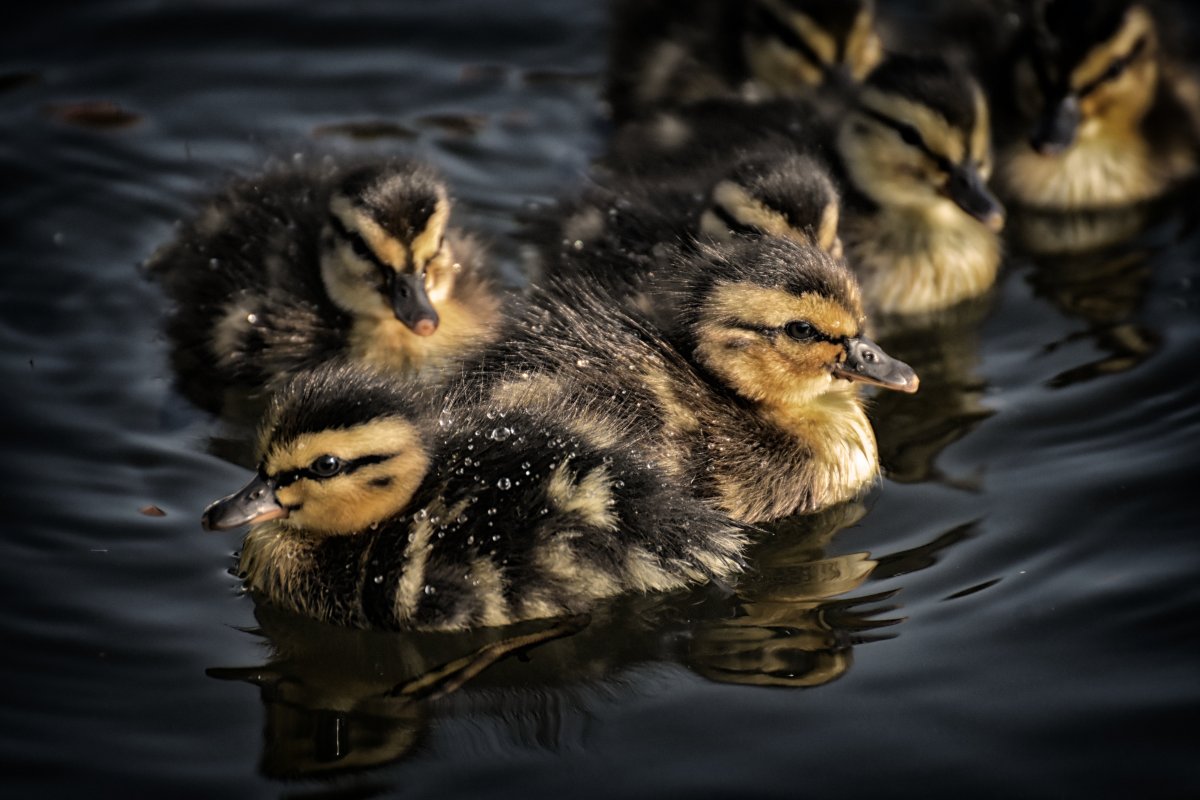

[526,148,843,318]
[464,236,918,523]
[606,0,883,123]
[603,55,1006,315]
[200,363,747,631]
[996,0,1199,211]
[147,158,503,412]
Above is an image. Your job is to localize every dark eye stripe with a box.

[861,108,956,172]
[1078,35,1147,98]
[728,320,848,345]
[328,213,395,284]
[271,453,396,489]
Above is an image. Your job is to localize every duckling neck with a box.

[239,523,371,627]
[761,385,879,505]
[845,203,1001,315]
[998,132,1167,210]
[348,279,501,375]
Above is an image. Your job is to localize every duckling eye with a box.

[310,455,343,478]
[897,124,924,148]
[785,321,816,340]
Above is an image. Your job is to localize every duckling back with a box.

[212,364,746,631]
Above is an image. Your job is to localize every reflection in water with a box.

[687,504,900,689]
[868,298,995,490]
[207,606,589,779]
[1012,200,1171,388]
[209,504,975,780]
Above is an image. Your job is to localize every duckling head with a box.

[320,162,455,336]
[1018,0,1158,154]
[677,237,918,410]
[742,0,883,92]
[202,365,430,536]
[698,151,843,255]
[837,55,1005,231]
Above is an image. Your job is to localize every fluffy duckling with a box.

[833,55,1006,315]
[200,363,746,631]
[996,0,1199,211]
[604,55,1006,315]
[526,148,842,316]
[465,236,918,523]
[148,158,503,412]
[606,0,883,123]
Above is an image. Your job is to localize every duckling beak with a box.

[944,165,1005,232]
[1030,95,1080,156]
[833,336,920,393]
[392,273,439,336]
[201,473,288,531]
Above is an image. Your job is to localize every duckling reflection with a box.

[1025,238,1161,388]
[606,0,883,123]
[207,605,588,779]
[866,297,996,488]
[687,512,983,688]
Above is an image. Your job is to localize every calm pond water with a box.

[3,1,1199,798]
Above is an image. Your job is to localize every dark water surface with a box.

[3,2,1199,798]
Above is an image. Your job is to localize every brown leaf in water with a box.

[415,112,488,135]
[139,505,167,517]
[46,100,142,130]
[312,120,418,141]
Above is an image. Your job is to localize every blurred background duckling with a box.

[201,363,747,631]
[834,55,1006,315]
[465,236,918,524]
[523,147,843,318]
[147,158,503,413]
[602,54,1006,316]
[996,0,1199,213]
[605,0,884,123]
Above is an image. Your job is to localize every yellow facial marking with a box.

[704,283,860,334]
[1070,7,1154,93]
[410,197,450,270]
[970,86,993,176]
[704,180,819,244]
[261,418,428,536]
[845,6,883,80]
[817,200,840,252]
[861,89,964,165]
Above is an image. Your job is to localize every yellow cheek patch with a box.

[265,418,423,475]
[861,89,965,166]
[1070,6,1155,93]
[705,283,860,335]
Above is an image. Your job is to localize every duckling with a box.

[200,363,747,631]
[996,0,1199,212]
[147,158,503,413]
[525,147,843,319]
[463,236,918,524]
[603,55,1006,315]
[605,0,884,123]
